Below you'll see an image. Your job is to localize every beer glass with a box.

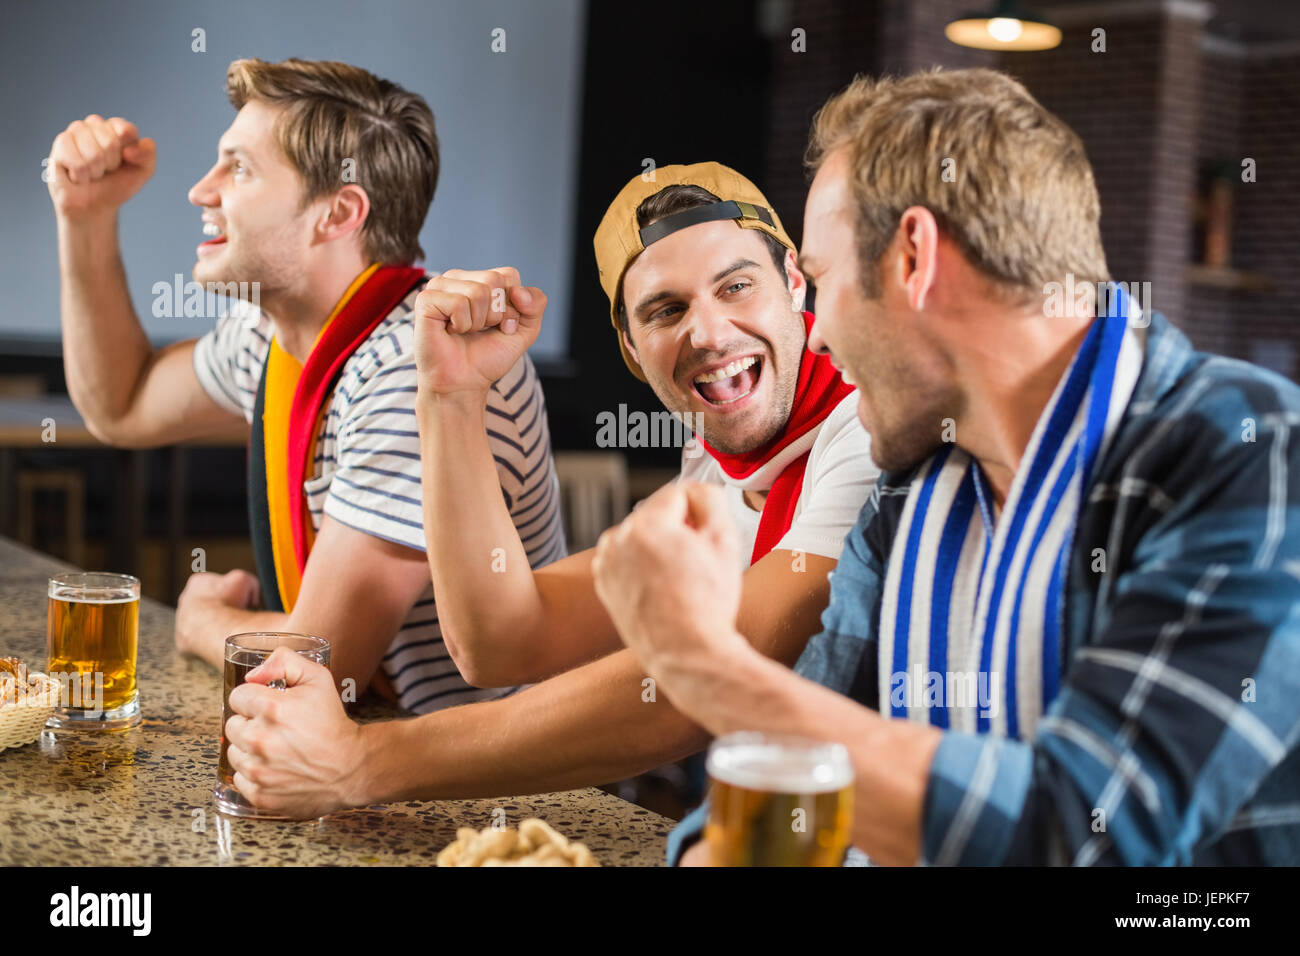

[705,731,854,866]
[46,572,141,730]
[215,631,330,818]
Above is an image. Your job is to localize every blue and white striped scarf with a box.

[879,285,1145,740]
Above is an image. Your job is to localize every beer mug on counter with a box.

[705,731,854,866]
[46,572,141,730]
[215,631,330,818]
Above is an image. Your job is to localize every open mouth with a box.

[833,358,856,388]
[692,355,763,407]
[199,221,227,247]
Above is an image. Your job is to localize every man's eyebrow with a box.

[631,288,677,321]
[796,252,815,274]
[218,144,249,159]
[631,258,764,321]
[711,258,761,283]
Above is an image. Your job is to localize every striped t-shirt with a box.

[191,283,567,713]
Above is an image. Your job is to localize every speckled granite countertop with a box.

[0,538,672,866]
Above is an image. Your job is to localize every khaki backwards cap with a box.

[594,162,795,382]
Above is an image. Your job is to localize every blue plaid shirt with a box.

[669,312,1300,865]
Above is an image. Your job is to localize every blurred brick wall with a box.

[877,0,997,75]
[1183,46,1245,358]
[760,0,1299,378]
[998,6,1202,330]
[761,0,993,244]
[1220,50,1300,375]
[761,0,878,246]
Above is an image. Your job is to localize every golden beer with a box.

[215,632,330,818]
[46,572,141,729]
[706,732,854,867]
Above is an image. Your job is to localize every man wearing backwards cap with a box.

[219,163,880,819]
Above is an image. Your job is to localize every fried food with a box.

[436,818,600,867]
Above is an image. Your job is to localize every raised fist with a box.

[47,115,157,219]
[412,267,546,396]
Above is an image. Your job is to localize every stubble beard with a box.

[868,385,964,474]
[193,217,307,307]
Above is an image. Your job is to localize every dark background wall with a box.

[550,0,1300,465]
[4,0,1298,583]
[551,0,774,466]
[8,0,1298,455]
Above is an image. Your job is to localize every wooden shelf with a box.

[1185,265,1274,292]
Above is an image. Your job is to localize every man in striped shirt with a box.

[46,58,563,714]
[593,69,1300,865]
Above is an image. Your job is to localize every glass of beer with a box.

[705,731,854,866]
[215,631,330,818]
[46,572,141,730]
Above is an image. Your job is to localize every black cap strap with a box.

[638,200,775,248]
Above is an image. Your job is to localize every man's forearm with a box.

[182,602,289,671]
[415,389,599,682]
[56,214,153,438]
[656,637,941,866]
[355,646,710,803]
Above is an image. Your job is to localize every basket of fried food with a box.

[436,817,600,867]
[0,656,61,751]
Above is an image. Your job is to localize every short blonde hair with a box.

[806,68,1109,298]
[226,58,439,265]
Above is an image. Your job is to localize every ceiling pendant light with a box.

[945,2,1062,51]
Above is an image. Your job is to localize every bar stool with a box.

[553,451,630,552]
[16,468,86,566]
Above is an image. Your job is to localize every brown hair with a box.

[616,184,789,332]
[806,68,1108,299]
[226,58,439,265]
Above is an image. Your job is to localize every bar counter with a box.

[0,537,672,866]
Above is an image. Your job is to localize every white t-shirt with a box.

[677,393,877,567]
[191,287,566,714]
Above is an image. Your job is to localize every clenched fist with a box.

[591,482,748,679]
[47,115,156,219]
[412,267,546,397]
[174,569,261,657]
[224,646,370,818]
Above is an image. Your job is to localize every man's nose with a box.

[684,300,734,352]
[188,164,220,207]
[807,320,829,355]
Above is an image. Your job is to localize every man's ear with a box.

[895,206,939,312]
[621,326,640,365]
[783,247,807,313]
[317,184,371,244]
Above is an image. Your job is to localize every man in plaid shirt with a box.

[591,68,1300,866]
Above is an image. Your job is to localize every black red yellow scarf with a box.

[248,264,427,612]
